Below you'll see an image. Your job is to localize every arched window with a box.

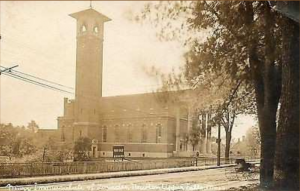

[94,26,99,33]
[114,125,120,142]
[141,124,147,143]
[102,126,107,142]
[81,25,87,32]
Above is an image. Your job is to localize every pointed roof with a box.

[69,8,111,22]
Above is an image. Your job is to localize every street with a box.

[2,168,259,191]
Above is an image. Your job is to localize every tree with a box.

[0,123,16,158]
[210,80,255,162]
[245,126,261,157]
[13,136,36,157]
[43,140,73,162]
[135,1,293,188]
[74,137,91,161]
[273,8,299,190]
[219,104,236,162]
[189,119,201,151]
[27,120,39,133]
[57,142,74,162]
[0,123,37,159]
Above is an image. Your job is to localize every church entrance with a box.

[92,146,96,158]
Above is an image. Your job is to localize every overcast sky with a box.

[0,1,255,138]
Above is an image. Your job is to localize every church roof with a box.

[69,8,111,22]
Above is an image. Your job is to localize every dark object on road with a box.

[235,158,251,172]
[235,158,246,165]
[225,159,259,180]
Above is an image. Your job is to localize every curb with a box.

[0,164,235,187]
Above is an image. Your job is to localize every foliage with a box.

[0,123,16,157]
[245,125,261,157]
[189,119,201,151]
[0,123,37,158]
[134,1,289,188]
[41,140,73,162]
[136,2,258,162]
[27,120,39,133]
[74,137,91,161]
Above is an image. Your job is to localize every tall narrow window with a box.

[157,124,162,137]
[156,124,162,143]
[102,126,107,142]
[141,124,147,143]
[61,125,65,142]
[114,125,120,142]
[79,130,82,137]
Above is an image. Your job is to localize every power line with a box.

[1,68,166,116]
[0,65,74,90]
[2,71,73,94]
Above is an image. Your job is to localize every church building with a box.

[57,8,213,158]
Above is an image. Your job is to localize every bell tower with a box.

[70,8,110,140]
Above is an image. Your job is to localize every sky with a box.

[0,1,256,139]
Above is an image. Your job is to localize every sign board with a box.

[113,145,124,160]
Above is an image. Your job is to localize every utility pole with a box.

[89,0,93,9]
[217,122,221,166]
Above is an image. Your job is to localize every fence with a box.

[0,157,247,178]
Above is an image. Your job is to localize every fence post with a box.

[30,163,33,177]
[59,164,62,174]
[83,162,87,174]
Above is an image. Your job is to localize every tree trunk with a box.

[247,4,281,188]
[225,131,231,163]
[257,106,277,189]
[274,17,299,191]
[249,36,279,189]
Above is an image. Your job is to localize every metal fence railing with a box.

[0,157,255,178]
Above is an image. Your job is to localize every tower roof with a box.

[69,8,111,22]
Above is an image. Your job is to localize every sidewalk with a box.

[0,164,235,187]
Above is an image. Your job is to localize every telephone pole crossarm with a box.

[0,65,19,75]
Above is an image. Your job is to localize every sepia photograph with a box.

[0,1,298,191]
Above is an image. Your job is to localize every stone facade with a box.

[57,8,213,158]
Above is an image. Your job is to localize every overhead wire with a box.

[1,70,73,94]
[1,67,167,116]
[0,65,74,90]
